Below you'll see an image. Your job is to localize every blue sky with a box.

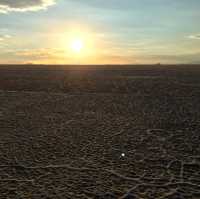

[0,0,200,64]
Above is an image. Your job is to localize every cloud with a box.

[15,48,66,59]
[0,34,11,41]
[0,48,68,64]
[188,34,200,40]
[1,47,137,64]
[0,0,57,13]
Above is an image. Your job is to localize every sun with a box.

[57,26,96,60]
[70,38,84,53]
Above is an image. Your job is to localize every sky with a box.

[0,0,200,64]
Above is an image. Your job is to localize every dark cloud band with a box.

[0,0,56,13]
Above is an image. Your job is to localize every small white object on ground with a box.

[121,153,125,157]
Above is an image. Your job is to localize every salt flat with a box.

[0,65,200,199]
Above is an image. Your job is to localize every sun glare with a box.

[57,25,97,62]
[70,38,84,53]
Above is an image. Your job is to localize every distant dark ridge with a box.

[0,64,200,72]
[1,63,200,67]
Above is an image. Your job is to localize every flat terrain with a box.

[0,65,200,199]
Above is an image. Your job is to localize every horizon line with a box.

[0,63,200,66]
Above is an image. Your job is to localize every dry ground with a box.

[0,65,200,199]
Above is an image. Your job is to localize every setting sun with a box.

[55,24,97,63]
[70,39,84,53]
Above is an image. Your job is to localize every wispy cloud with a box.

[0,0,57,13]
[0,34,11,42]
[15,48,66,59]
[0,47,67,64]
[188,34,200,40]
